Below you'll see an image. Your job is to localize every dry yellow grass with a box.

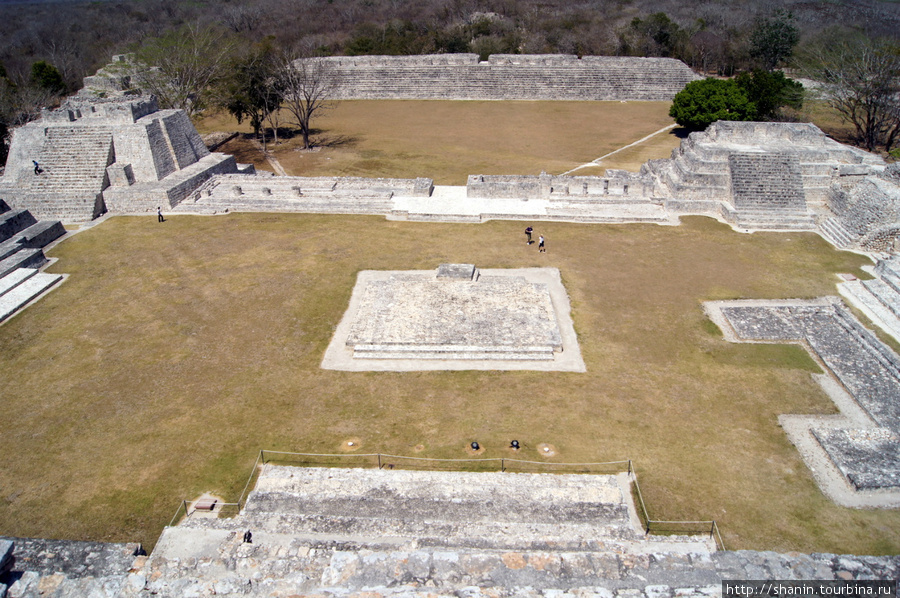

[196,101,679,183]
[1,214,897,555]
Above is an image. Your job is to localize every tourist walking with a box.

[525,226,533,244]
[157,206,165,223]
[538,235,545,252]
[32,160,42,175]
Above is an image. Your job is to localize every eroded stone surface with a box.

[346,273,562,353]
[324,267,585,371]
[710,298,900,493]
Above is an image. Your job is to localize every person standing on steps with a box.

[538,235,546,252]
[157,206,165,223]
[525,226,533,244]
[33,160,42,175]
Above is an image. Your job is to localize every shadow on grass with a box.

[312,133,359,149]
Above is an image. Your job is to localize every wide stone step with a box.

[0,248,46,278]
[214,509,638,551]
[0,271,62,323]
[839,279,900,345]
[351,343,557,360]
[178,466,649,552]
[0,209,38,243]
[255,467,626,505]
[0,267,38,296]
[146,527,721,598]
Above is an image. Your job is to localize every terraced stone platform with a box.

[4,465,899,596]
[839,256,900,344]
[705,298,900,504]
[322,266,585,371]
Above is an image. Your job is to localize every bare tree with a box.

[222,4,264,34]
[279,53,342,150]
[802,35,900,152]
[133,23,236,119]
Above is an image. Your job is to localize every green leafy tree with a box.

[30,61,66,95]
[749,10,799,71]
[734,69,803,120]
[669,77,756,130]
[221,39,284,146]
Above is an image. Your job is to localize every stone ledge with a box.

[325,267,584,372]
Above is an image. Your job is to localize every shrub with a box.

[669,77,756,131]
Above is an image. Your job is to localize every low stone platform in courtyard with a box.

[323,266,585,371]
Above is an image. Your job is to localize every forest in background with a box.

[0,0,898,91]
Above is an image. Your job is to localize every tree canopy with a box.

[669,71,803,131]
[669,78,756,130]
[30,61,66,95]
[220,39,284,143]
[748,10,800,71]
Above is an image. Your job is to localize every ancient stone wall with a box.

[304,54,699,101]
[466,171,651,200]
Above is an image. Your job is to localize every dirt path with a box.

[562,124,677,175]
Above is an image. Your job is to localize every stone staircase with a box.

[139,466,727,596]
[819,216,860,249]
[0,200,66,322]
[25,126,114,221]
[186,467,647,550]
[728,153,806,210]
[839,256,900,344]
[725,152,816,229]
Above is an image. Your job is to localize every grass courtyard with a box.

[2,98,898,556]
[1,213,898,555]
[196,100,685,182]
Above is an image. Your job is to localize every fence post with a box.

[260,449,265,464]
[627,459,633,476]
[501,458,505,472]
[378,453,382,469]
